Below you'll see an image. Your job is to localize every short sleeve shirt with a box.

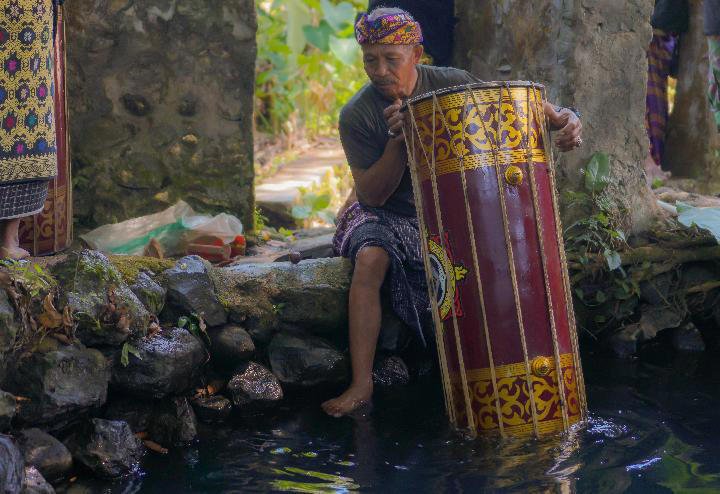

[339,64,476,216]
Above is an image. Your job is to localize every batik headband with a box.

[354,12,423,45]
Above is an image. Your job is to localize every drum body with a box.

[19,3,72,256]
[405,82,587,437]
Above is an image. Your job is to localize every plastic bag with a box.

[81,201,244,256]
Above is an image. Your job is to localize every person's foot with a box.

[321,383,373,418]
[0,246,29,260]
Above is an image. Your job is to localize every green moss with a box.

[109,255,175,284]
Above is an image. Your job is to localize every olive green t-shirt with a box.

[339,64,476,216]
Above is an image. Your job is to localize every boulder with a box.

[0,391,15,431]
[129,271,166,315]
[148,397,197,446]
[64,419,143,479]
[373,356,410,387]
[0,289,19,381]
[268,332,349,387]
[227,362,283,408]
[672,323,706,352]
[15,429,72,482]
[103,398,155,434]
[209,324,255,368]
[51,250,151,347]
[111,328,207,399]
[161,256,227,327]
[215,258,351,340]
[608,306,684,358]
[0,435,23,494]
[191,395,232,423]
[21,466,54,494]
[5,344,110,428]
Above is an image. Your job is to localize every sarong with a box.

[0,0,58,220]
[645,29,679,167]
[709,36,720,132]
[333,202,430,345]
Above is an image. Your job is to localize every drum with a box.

[19,2,72,256]
[404,81,587,438]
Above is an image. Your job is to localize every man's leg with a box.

[322,246,390,417]
[0,218,29,260]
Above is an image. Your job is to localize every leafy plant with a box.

[178,313,210,344]
[120,342,142,367]
[254,206,269,233]
[292,191,334,227]
[0,260,56,298]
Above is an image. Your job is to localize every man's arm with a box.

[351,137,407,208]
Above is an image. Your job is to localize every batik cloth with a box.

[355,11,423,45]
[645,29,679,167]
[333,202,430,344]
[709,36,720,132]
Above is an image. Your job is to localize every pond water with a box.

[60,345,720,493]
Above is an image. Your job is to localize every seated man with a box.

[322,7,583,418]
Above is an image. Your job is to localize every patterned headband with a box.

[354,12,423,45]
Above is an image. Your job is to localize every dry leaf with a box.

[37,293,63,330]
[143,238,165,259]
[116,313,131,334]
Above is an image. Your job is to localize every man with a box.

[322,7,583,418]
[706,0,720,132]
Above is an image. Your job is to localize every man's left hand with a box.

[544,104,583,153]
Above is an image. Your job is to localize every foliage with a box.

[291,164,354,227]
[178,313,210,344]
[255,0,367,137]
[120,342,142,367]
[253,206,269,233]
[0,260,56,298]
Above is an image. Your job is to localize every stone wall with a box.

[454,0,658,232]
[65,0,257,229]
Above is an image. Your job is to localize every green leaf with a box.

[292,205,313,220]
[312,193,331,211]
[595,291,607,304]
[320,0,355,32]
[178,316,188,329]
[329,35,360,66]
[574,288,585,300]
[584,152,611,194]
[303,21,334,52]
[121,343,129,367]
[126,344,142,360]
[604,249,622,271]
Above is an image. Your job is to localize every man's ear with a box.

[412,44,424,64]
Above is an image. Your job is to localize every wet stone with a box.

[673,322,706,352]
[16,428,73,482]
[227,362,283,409]
[209,324,255,368]
[0,434,24,494]
[373,356,410,387]
[161,256,227,327]
[149,397,198,446]
[0,391,15,431]
[268,332,349,387]
[129,271,167,315]
[191,395,232,423]
[21,466,54,494]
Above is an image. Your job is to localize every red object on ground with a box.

[230,235,246,257]
[186,243,231,263]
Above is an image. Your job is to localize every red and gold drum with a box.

[19,3,72,255]
[404,82,587,438]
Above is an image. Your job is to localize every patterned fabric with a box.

[0,179,47,219]
[645,29,678,167]
[709,36,720,132]
[333,202,430,344]
[355,11,423,45]
[0,0,57,183]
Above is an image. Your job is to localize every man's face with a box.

[362,44,423,100]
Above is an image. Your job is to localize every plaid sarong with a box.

[0,179,48,219]
[645,29,679,167]
[333,202,430,344]
[709,36,720,132]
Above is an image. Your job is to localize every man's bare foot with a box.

[0,246,30,260]
[321,383,373,418]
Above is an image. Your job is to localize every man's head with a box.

[355,7,424,100]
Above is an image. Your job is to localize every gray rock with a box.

[15,429,72,482]
[65,419,143,479]
[5,344,110,428]
[0,434,24,494]
[161,256,227,327]
[148,397,197,446]
[209,324,255,368]
[0,391,15,431]
[227,362,283,408]
[191,395,232,423]
[21,466,54,494]
[103,399,155,434]
[129,272,166,316]
[373,356,410,387]
[0,289,19,381]
[609,326,640,359]
[673,323,706,352]
[639,272,676,306]
[609,306,685,358]
[112,328,207,399]
[273,234,335,262]
[268,332,349,387]
[51,250,151,347]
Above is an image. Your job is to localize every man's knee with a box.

[353,246,390,285]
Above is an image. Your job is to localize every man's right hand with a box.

[384,99,406,141]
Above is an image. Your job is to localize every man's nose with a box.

[374,60,389,77]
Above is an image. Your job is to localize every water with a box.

[60,347,720,493]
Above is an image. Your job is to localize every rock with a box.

[216,258,351,339]
[148,397,197,446]
[161,256,227,327]
[609,306,685,358]
[273,234,336,262]
[0,435,24,494]
[0,391,15,431]
[21,466,54,494]
[5,344,110,428]
[227,362,283,408]
[65,419,143,479]
[51,250,151,347]
[103,398,155,434]
[673,323,706,352]
[0,289,19,381]
[15,429,72,482]
[268,332,349,387]
[609,326,640,359]
[121,93,152,116]
[111,328,207,399]
[191,395,232,423]
[373,356,410,387]
[129,271,166,315]
[639,272,675,306]
[209,324,255,368]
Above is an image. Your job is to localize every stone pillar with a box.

[454,0,658,233]
[665,0,720,179]
[65,1,257,229]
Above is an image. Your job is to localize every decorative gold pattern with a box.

[504,165,524,186]
[532,356,552,377]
